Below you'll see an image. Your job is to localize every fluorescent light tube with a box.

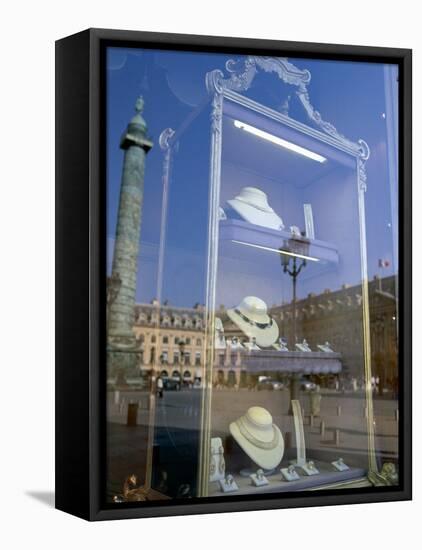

[234,119,327,163]
[232,240,320,262]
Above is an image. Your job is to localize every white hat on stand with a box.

[227,187,284,230]
[227,296,279,347]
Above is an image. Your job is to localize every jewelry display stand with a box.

[250,469,269,487]
[226,186,285,231]
[300,461,320,476]
[239,465,275,477]
[209,437,226,483]
[214,318,227,350]
[227,296,279,348]
[244,338,261,351]
[291,400,307,467]
[229,407,284,471]
[219,475,239,493]
[208,462,367,497]
[332,458,350,472]
[281,465,300,482]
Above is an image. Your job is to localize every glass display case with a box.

[56,29,411,521]
[104,47,404,507]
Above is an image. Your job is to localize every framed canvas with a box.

[55,28,412,521]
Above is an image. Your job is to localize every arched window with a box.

[227,370,237,387]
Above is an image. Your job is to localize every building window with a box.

[163,336,169,344]
[151,335,156,343]
[185,338,191,345]
[173,352,179,365]
[174,337,179,345]
[195,352,201,366]
[219,353,225,367]
[196,338,202,346]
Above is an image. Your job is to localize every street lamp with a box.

[280,236,310,413]
[280,236,310,347]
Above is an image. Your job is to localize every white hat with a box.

[227,187,284,230]
[229,407,284,470]
[227,296,279,347]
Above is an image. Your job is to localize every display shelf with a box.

[236,350,342,375]
[219,219,339,264]
[208,461,366,496]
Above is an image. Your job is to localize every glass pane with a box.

[105,46,400,503]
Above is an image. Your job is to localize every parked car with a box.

[257,377,284,391]
[300,378,317,391]
[163,377,181,391]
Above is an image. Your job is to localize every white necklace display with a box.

[227,187,285,231]
[229,406,284,470]
[227,296,279,348]
[236,417,280,450]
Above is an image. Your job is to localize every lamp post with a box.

[178,339,186,385]
[280,249,307,347]
[280,237,309,412]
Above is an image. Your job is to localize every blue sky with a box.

[106,47,398,308]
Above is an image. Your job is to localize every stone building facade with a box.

[133,300,206,383]
[270,274,398,390]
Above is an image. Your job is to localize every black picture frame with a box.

[55,28,412,521]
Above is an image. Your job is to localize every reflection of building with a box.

[134,300,205,382]
[273,275,397,388]
[216,275,398,390]
[133,275,398,391]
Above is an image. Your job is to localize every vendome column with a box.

[107,97,153,383]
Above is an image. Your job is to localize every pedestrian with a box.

[157,376,164,398]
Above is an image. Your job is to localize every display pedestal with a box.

[208,462,368,497]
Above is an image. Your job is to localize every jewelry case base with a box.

[208,461,366,496]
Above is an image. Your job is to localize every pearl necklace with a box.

[236,417,279,450]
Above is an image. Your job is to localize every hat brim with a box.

[229,421,284,470]
[227,308,279,348]
[227,199,284,230]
